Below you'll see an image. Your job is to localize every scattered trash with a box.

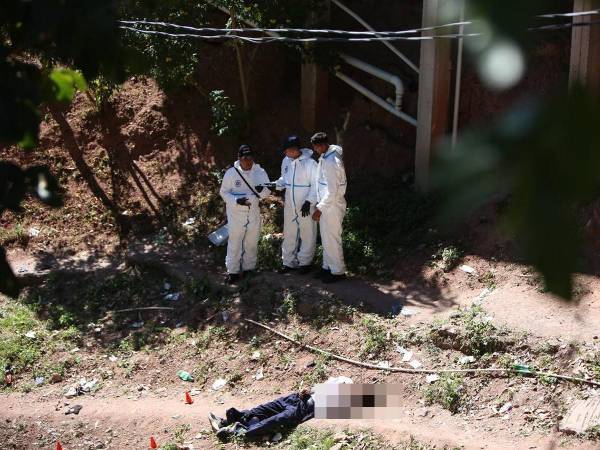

[65,404,83,415]
[513,364,532,374]
[559,397,600,434]
[56,442,64,450]
[498,402,512,414]
[28,227,40,237]
[108,355,118,363]
[250,350,261,361]
[473,288,491,304]
[254,368,264,380]
[177,371,194,382]
[35,376,45,385]
[189,388,201,396]
[208,223,229,247]
[131,321,144,328]
[271,432,283,443]
[459,264,476,274]
[426,374,440,383]
[80,378,98,392]
[164,292,182,301]
[185,391,194,405]
[212,378,227,390]
[25,330,37,339]
[183,217,196,227]
[150,436,158,449]
[378,361,391,369]
[221,311,230,322]
[460,356,476,365]
[402,351,413,363]
[409,360,422,369]
[400,307,417,317]
[325,376,353,384]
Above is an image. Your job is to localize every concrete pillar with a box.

[415,0,452,192]
[570,0,600,95]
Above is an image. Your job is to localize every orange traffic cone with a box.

[149,436,158,449]
[185,391,193,405]
[56,442,63,450]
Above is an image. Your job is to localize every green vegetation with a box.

[431,245,463,272]
[360,317,388,357]
[0,296,80,383]
[302,355,329,387]
[424,374,464,414]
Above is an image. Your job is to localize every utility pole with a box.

[415,0,452,192]
[300,1,330,131]
[569,0,600,95]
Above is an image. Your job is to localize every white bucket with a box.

[208,223,229,246]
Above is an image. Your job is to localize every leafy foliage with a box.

[424,373,464,413]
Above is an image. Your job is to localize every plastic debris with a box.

[459,264,476,274]
[250,350,261,361]
[325,376,353,384]
[131,321,144,329]
[426,374,440,383]
[183,218,196,227]
[25,330,37,339]
[378,361,391,369]
[109,355,118,362]
[212,378,227,390]
[400,307,417,317]
[35,376,45,385]
[459,356,476,365]
[513,364,532,374]
[177,371,194,382]
[409,360,422,369]
[499,402,512,414]
[28,227,40,237]
[80,378,98,392]
[221,311,230,322]
[164,292,182,301]
[254,368,264,380]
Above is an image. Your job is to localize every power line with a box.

[119,19,472,37]
[119,26,481,43]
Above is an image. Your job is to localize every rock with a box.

[271,432,282,443]
[65,405,83,415]
[64,387,78,398]
[559,397,600,434]
[459,264,476,274]
[460,356,476,365]
[250,351,261,361]
[499,402,513,414]
[51,373,63,384]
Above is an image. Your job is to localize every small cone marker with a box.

[149,436,158,449]
[185,391,193,404]
[56,443,63,450]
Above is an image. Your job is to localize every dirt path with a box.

[1,392,593,450]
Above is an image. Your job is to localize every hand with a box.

[301,201,311,217]
[255,185,264,193]
[236,197,250,206]
[312,209,322,221]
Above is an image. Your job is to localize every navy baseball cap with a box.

[238,144,253,157]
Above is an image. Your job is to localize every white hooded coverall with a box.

[220,161,271,274]
[276,148,318,268]
[310,145,347,275]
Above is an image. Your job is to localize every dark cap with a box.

[238,144,253,157]
[310,132,328,145]
[282,135,301,151]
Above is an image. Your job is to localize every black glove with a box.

[301,201,311,217]
[236,197,249,206]
[255,185,264,193]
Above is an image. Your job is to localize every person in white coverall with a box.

[275,135,318,274]
[220,145,271,284]
[308,132,347,283]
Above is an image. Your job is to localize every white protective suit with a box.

[276,148,318,268]
[310,145,347,275]
[220,161,271,274]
